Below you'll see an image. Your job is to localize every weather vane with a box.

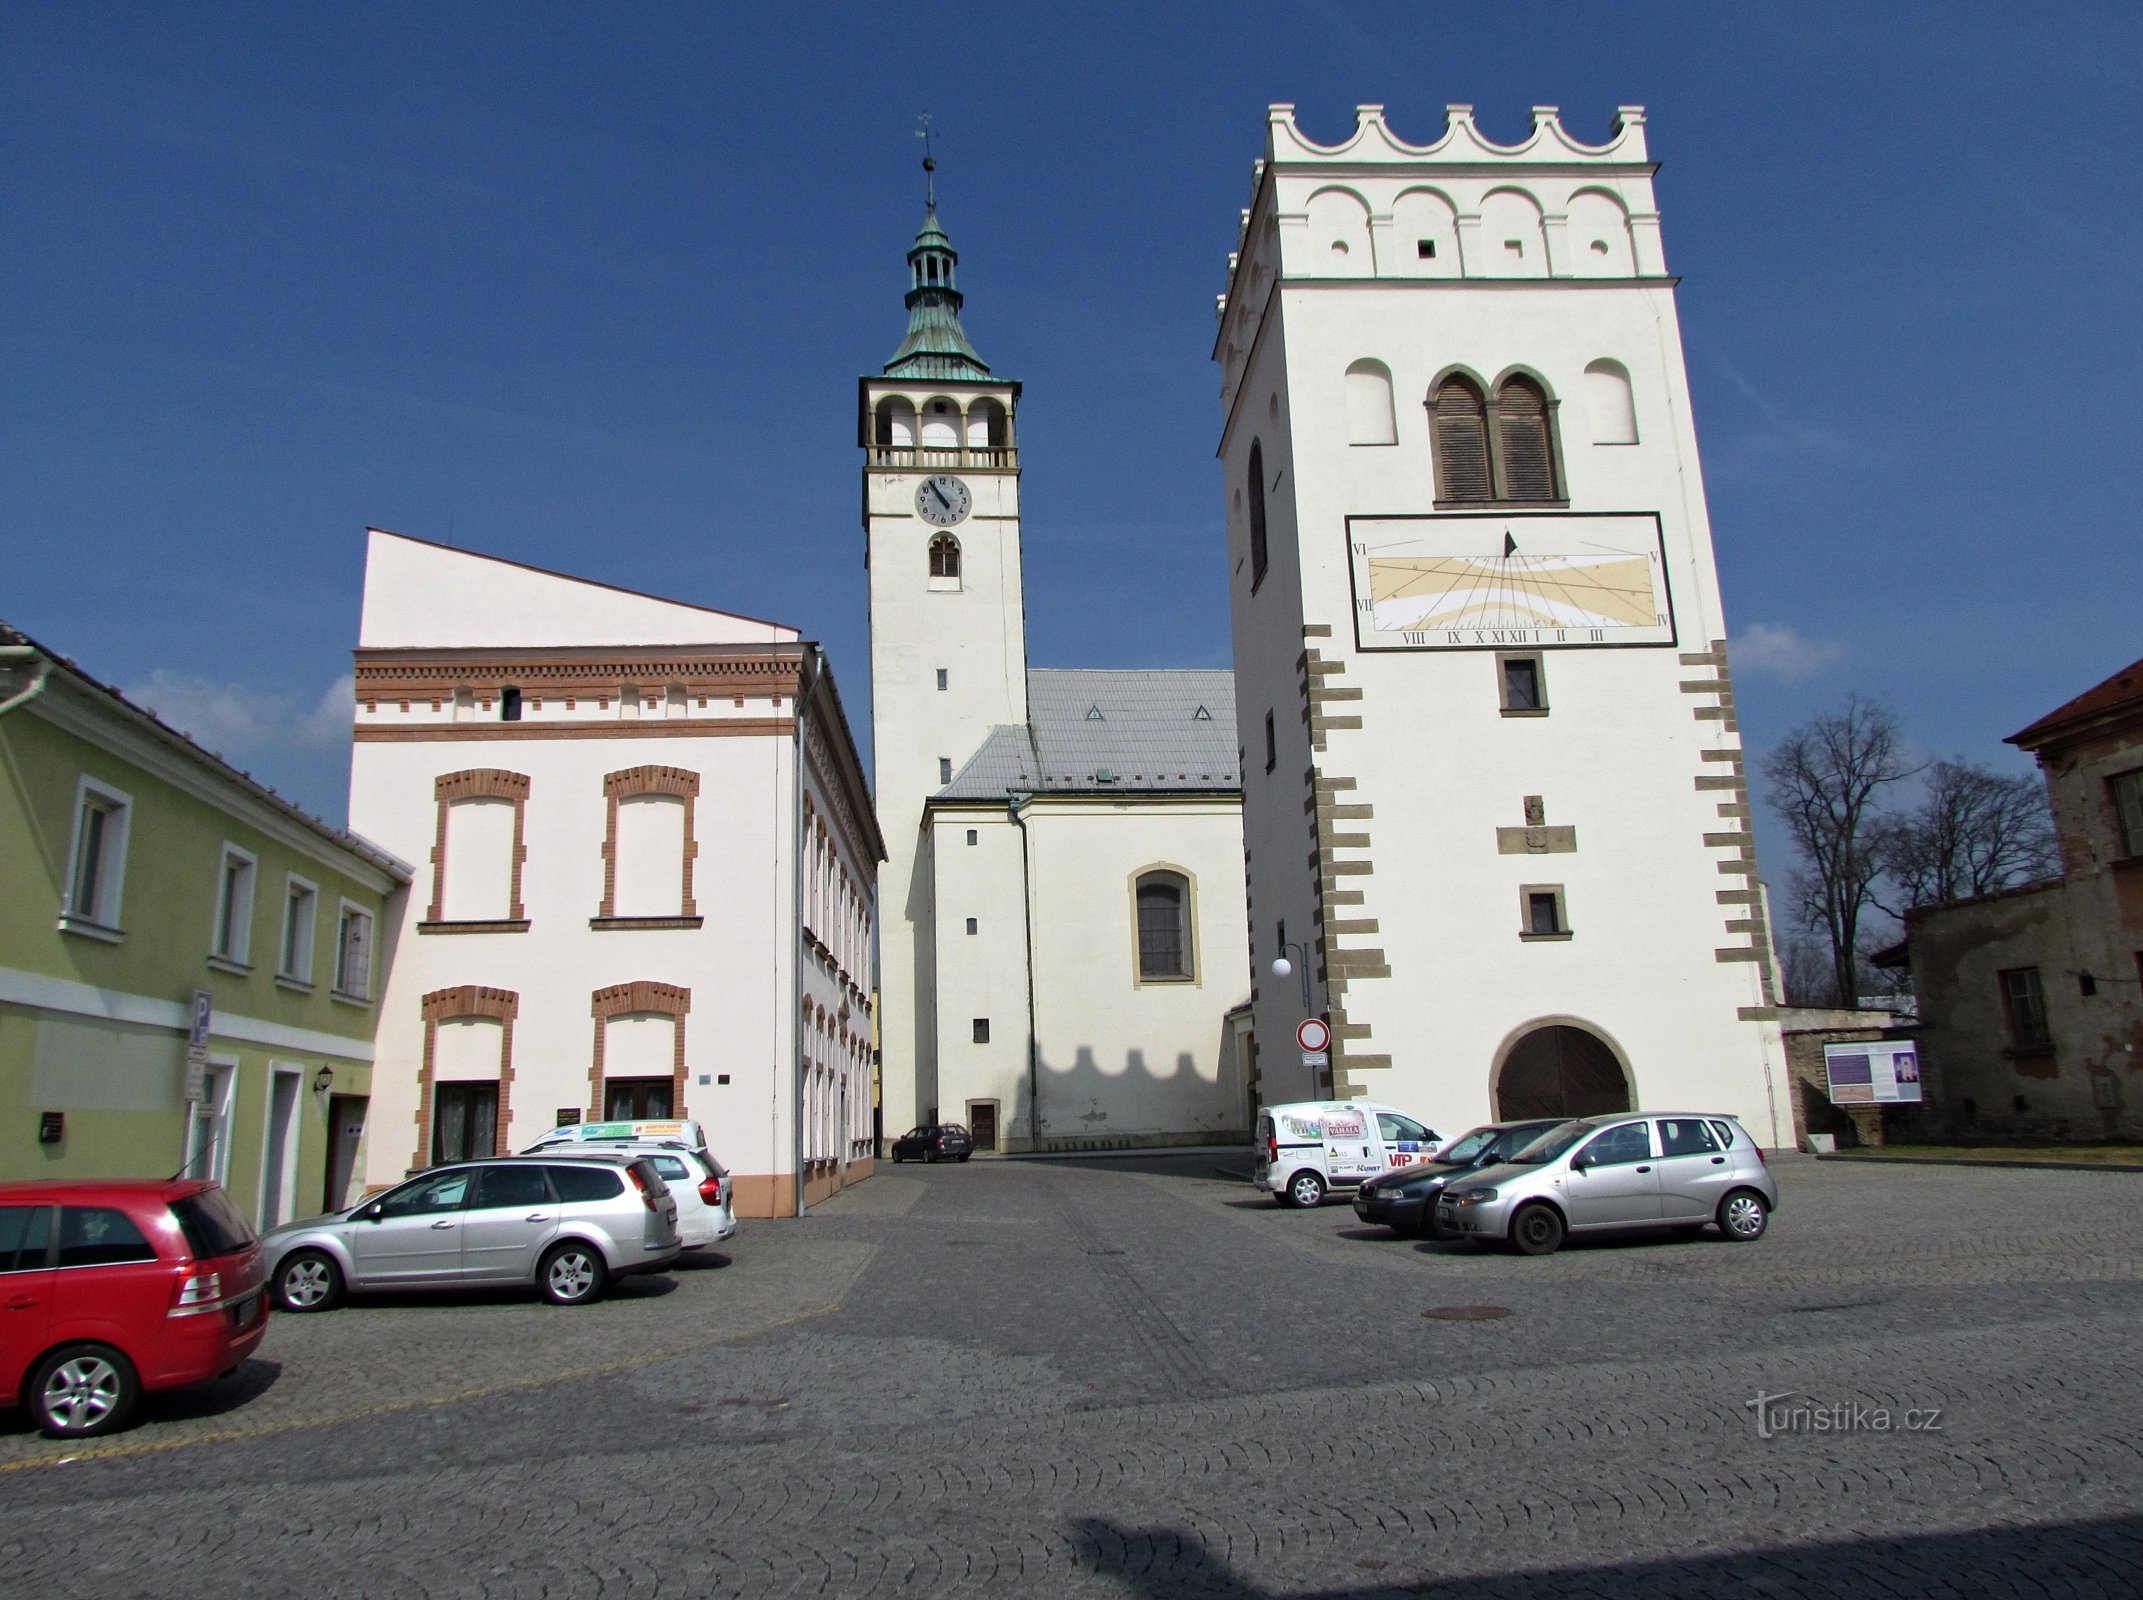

[916,112,937,208]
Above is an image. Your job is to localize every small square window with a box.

[2080,973,2098,997]
[966,829,978,846]
[936,668,948,691]
[966,917,978,935]
[1505,239,1524,256]
[1499,654,1546,714]
[1519,886,1569,940]
[972,1018,990,1044]
[1416,239,1436,259]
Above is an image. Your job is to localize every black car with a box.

[1352,1120,1566,1237]
[890,1123,974,1163]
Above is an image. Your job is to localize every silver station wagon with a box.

[1436,1113,1778,1256]
[261,1154,680,1311]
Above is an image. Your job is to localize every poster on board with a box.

[1823,1042,1922,1105]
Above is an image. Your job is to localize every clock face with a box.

[1346,513,1676,651]
[915,475,971,526]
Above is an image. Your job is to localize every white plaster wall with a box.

[1218,146,1789,1147]
[441,799,514,921]
[927,807,1033,1139]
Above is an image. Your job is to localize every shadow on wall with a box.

[1065,1513,2143,1599]
[993,1041,1251,1153]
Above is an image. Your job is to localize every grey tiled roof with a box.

[935,669,1240,799]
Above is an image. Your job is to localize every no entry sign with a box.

[1296,1018,1331,1054]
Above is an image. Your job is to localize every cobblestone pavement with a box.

[5,1155,2143,1596]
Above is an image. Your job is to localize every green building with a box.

[1,622,408,1227]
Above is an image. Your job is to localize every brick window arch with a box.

[588,980,691,1120]
[597,766,701,927]
[423,770,530,931]
[415,985,519,1166]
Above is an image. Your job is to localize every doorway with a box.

[183,1062,236,1183]
[605,1077,674,1119]
[260,1067,302,1230]
[324,1094,368,1212]
[433,1081,500,1163]
[967,1100,999,1152]
[1495,1025,1632,1121]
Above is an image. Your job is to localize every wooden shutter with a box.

[1432,379,1492,502]
[1495,377,1558,502]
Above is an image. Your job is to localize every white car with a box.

[1253,1099,1443,1208]
[519,1121,736,1249]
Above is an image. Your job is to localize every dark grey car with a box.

[261,1154,681,1311]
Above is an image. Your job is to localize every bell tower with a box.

[862,146,1026,1132]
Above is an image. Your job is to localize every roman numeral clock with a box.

[1345,512,1676,650]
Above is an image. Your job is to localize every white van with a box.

[1253,1100,1443,1209]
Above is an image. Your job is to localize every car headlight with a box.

[1451,1188,1499,1206]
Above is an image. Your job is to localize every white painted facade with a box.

[865,208,1253,1150]
[1214,105,1791,1144]
[348,530,882,1215]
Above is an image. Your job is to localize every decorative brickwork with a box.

[598,766,701,919]
[425,769,531,925]
[587,981,691,1120]
[413,985,520,1168]
[1681,639,1781,1015]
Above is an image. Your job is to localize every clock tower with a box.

[861,182,1026,1132]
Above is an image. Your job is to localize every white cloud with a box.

[129,669,353,760]
[1733,623,1847,681]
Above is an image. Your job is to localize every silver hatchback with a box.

[1435,1113,1778,1256]
[261,1154,681,1311]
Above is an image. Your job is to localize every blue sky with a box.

[6,2,2139,873]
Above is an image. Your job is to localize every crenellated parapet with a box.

[1214,103,1670,410]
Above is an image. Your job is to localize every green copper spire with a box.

[883,133,994,381]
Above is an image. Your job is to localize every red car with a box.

[0,1179,268,1439]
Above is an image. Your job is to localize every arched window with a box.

[1583,359,1638,444]
[1344,359,1396,445]
[1494,375,1559,501]
[920,398,958,449]
[1247,440,1268,585]
[928,533,960,581]
[874,396,916,450]
[1134,869,1193,981]
[1431,376,1492,502]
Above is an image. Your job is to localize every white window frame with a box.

[333,898,376,1004]
[279,873,319,986]
[256,1063,305,1230]
[182,1057,238,1184]
[59,775,133,940]
[209,842,258,969]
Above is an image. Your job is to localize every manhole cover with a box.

[1423,1305,1512,1322]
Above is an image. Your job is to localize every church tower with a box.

[862,166,1026,1131]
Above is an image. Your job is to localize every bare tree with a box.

[1761,697,1919,1009]
[1871,759,2059,916]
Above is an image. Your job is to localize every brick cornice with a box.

[354,646,805,703]
[422,984,520,1022]
[591,980,691,1019]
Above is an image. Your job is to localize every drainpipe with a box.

[790,648,819,1217]
[0,647,50,719]
[1009,793,1042,1152]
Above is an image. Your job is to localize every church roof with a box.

[934,669,1240,800]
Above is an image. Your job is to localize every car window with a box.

[1578,1123,1653,1167]
[546,1165,624,1203]
[942,1125,967,1136]
[57,1206,161,1268]
[648,1155,691,1179]
[1491,1124,1560,1160]
[1708,1119,1739,1148]
[0,1205,52,1273]
[377,1170,475,1218]
[472,1166,553,1209]
[1508,1121,1592,1165]
[904,1127,929,1140]
[1658,1118,1720,1157]
[1436,1127,1499,1164]
[170,1190,256,1257]
[1377,1113,1433,1144]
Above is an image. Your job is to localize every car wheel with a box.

[925,1149,940,1164]
[274,1248,344,1313]
[28,1343,140,1440]
[1719,1190,1770,1242]
[1508,1203,1566,1256]
[1285,1171,1326,1209]
[540,1241,609,1305]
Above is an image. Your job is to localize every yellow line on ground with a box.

[0,1298,844,1476]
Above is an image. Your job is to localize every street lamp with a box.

[1270,942,1313,1014]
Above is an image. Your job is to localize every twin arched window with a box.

[929,533,960,580]
[1135,869,1193,982]
[1431,373,1563,505]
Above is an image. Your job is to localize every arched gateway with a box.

[1494,1024,1633,1121]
